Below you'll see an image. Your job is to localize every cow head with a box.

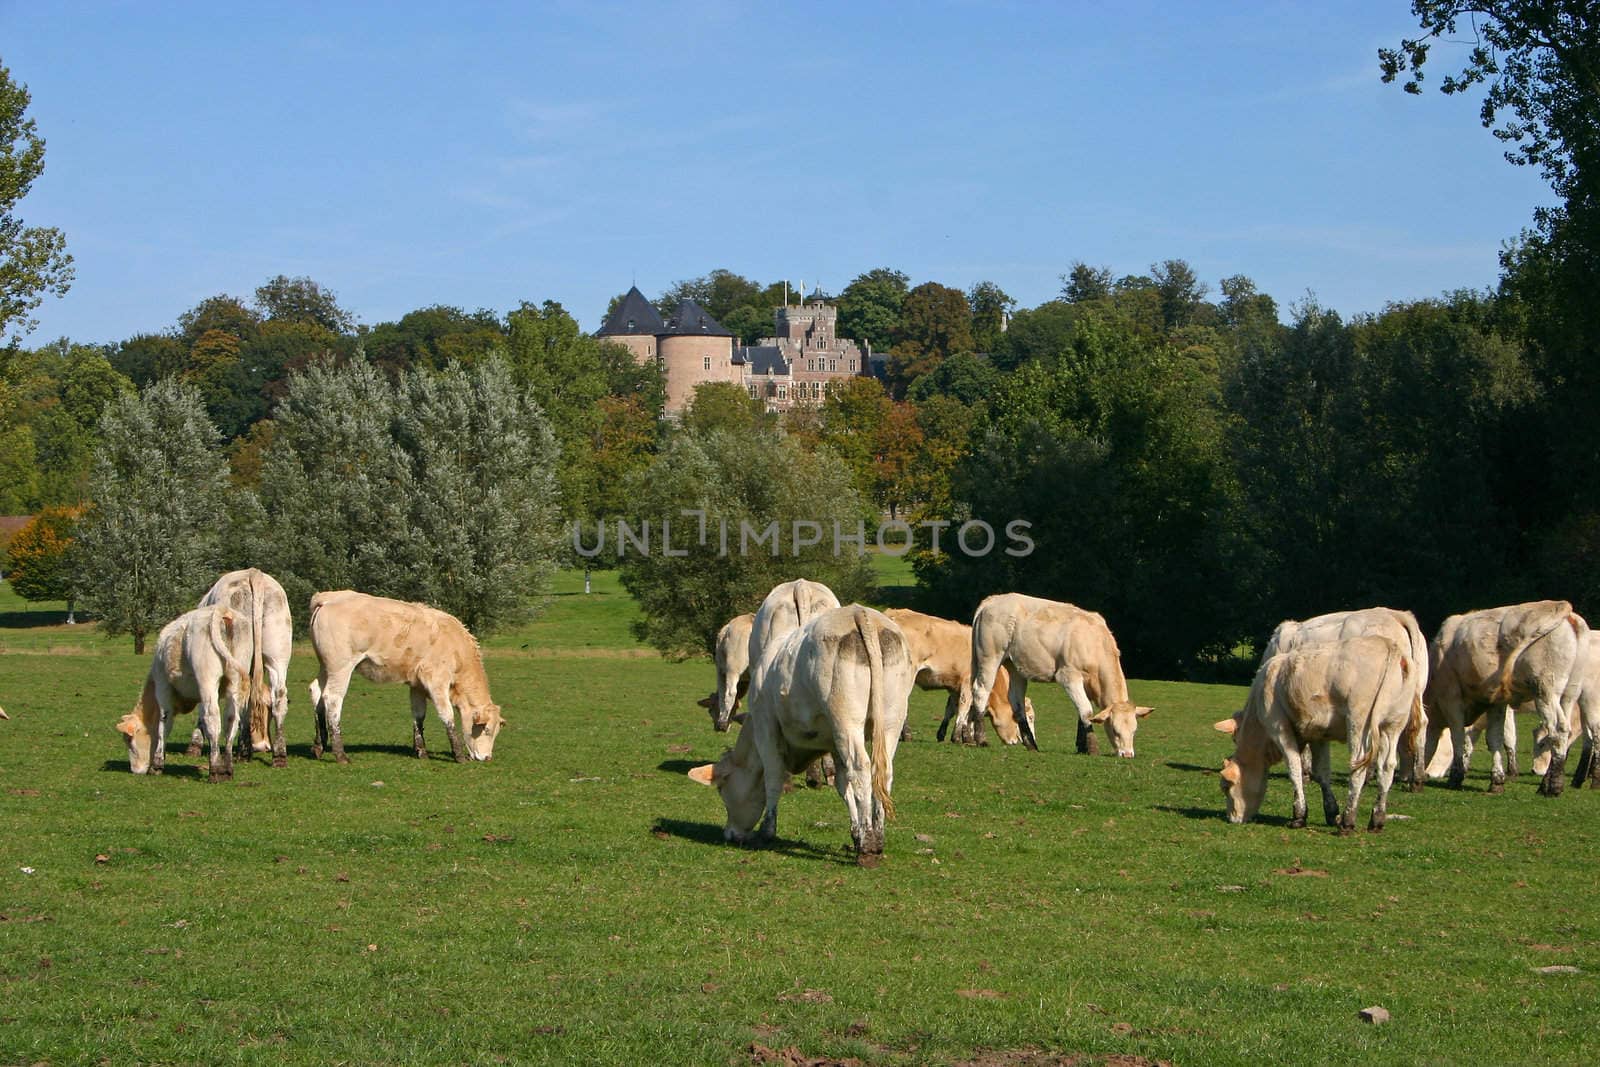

[687,741,766,844]
[463,703,505,761]
[990,697,1036,746]
[1089,701,1152,757]
[1215,715,1268,823]
[116,713,153,774]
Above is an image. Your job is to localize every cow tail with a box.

[859,612,895,821]
[248,571,269,732]
[209,608,252,691]
[1352,645,1403,773]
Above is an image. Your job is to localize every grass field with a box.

[1,570,1597,1065]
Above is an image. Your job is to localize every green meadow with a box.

[0,568,1596,1066]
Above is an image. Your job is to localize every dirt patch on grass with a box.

[749,1044,862,1067]
[955,1053,1174,1067]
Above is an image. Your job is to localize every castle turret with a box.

[657,299,736,414]
[595,286,666,365]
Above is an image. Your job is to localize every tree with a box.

[820,376,893,507]
[837,268,909,353]
[968,281,1015,353]
[5,504,82,619]
[682,380,768,437]
[617,428,875,658]
[254,355,419,619]
[907,352,1000,407]
[363,305,504,375]
[1380,2,1600,202]
[1061,262,1113,304]
[110,333,187,388]
[75,379,231,653]
[178,295,261,346]
[396,355,561,633]
[1151,259,1211,329]
[254,275,354,334]
[0,62,72,341]
[895,281,974,366]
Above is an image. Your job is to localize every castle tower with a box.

[657,299,736,414]
[595,286,666,365]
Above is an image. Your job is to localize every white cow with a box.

[184,568,292,766]
[747,580,842,785]
[1217,635,1413,831]
[1264,607,1429,789]
[697,612,756,732]
[689,604,915,854]
[967,593,1152,756]
[1424,601,1588,797]
[115,606,256,781]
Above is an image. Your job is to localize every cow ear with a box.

[1213,717,1238,735]
[115,717,138,737]
[1135,706,1154,718]
[1089,709,1110,723]
[1220,760,1242,784]
[687,764,716,786]
[696,696,714,709]
[0,706,9,719]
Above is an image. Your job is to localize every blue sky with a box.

[3,1,1557,344]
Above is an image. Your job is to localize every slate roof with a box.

[733,345,789,375]
[597,286,666,337]
[661,299,733,337]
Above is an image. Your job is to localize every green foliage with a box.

[836,268,909,353]
[886,282,975,396]
[362,305,505,375]
[396,355,561,633]
[1060,261,1113,303]
[0,342,133,511]
[109,333,186,387]
[4,503,80,604]
[681,381,769,438]
[0,61,72,340]
[907,351,1000,407]
[254,274,354,334]
[74,379,231,652]
[617,429,875,657]
[967,280,1015,353]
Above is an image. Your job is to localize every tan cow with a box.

[183,568,293,766]
[967,593,1152,756]
[697,612,755,732]
[884,607,1031,746]
[115,606,256,781]
[747,578,841,688]
[1424,601,1588,797]
[688,604,916,854]
[307,591,504,764]
[1264,607,1429,789]
[1216,635,1413,831]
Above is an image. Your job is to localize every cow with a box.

[884,607,1031,746]
[1216,635,1413,831]
[1435,630,1600,789]
[306,591,505,764]
[966,593,1152,756]
[1264,607,1429,789]
[115,606,256,782]
[748,580,843,786]
[687,604,916,855]
[1423,601,1589,797]
[182,568,292,767]
[697,612,756,732]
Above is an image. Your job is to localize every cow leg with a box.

[835,739,878,854]
[151,677,176,775]
[1486,707,1508,795]
[198,685,229,783]
[1581,734,1598,790]
[186,726,203,759]
[962,652,1003,744]
[316,662,357,764]
[1368,728,1401,831]
[1279,730,1308,830]
[1537,703,1570,799]
[411,686,430,759]
[1340,759,1370,835]
[1502,706,1520,778]
[426,679,465,762]
[221,678,245,780]
[269,662,289,769]
[1446,713,1470,789]
[1061,674,1095,755]
[1311,741,1339,826]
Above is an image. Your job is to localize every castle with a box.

[597,287,872,415]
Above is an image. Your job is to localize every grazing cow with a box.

[697,612,756,732]
[1216,635,1413,831]
[748,580,843,786]
[115,606,255,782]
[307,591,504,764]
[966,593,1152,755]
[1264,607,1430,789]
[688,604,915,854]
[884,607,1031,746]
[1424,601,1589,797]
[183,569,292,766]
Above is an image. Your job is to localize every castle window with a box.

[778,385,787,399]
[703,356,711,370]
[847,359,855,372]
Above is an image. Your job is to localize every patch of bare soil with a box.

[954,1052,1175,1067]
[748,1043,863,1067]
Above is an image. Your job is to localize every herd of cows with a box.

[8,566,1593,857]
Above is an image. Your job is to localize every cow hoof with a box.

[1488,778,1505,795]
[335,754,351,765]
[415,748,429,760]
[185,743,202,758]
[1538,778,1564,798]
[311,744,323,760]
[1287,816,1306,830]
[208,771,231,784]
[1338,815,1356,834]
[1368,813,1386,832]
[272,755,287,769]
[1407,778,1425,794]
[1446,770,1465,790]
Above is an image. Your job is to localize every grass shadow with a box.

[650,817,858,866]
[0,609,74,629]
[1152,803,1302,827]
[99,759,204,779]
[658,759,704,775]
[1165,761,1219,774]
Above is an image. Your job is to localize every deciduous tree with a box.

[0,62,72,341]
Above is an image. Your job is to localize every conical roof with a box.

[662,299,733,337]
[597,286,666,337]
